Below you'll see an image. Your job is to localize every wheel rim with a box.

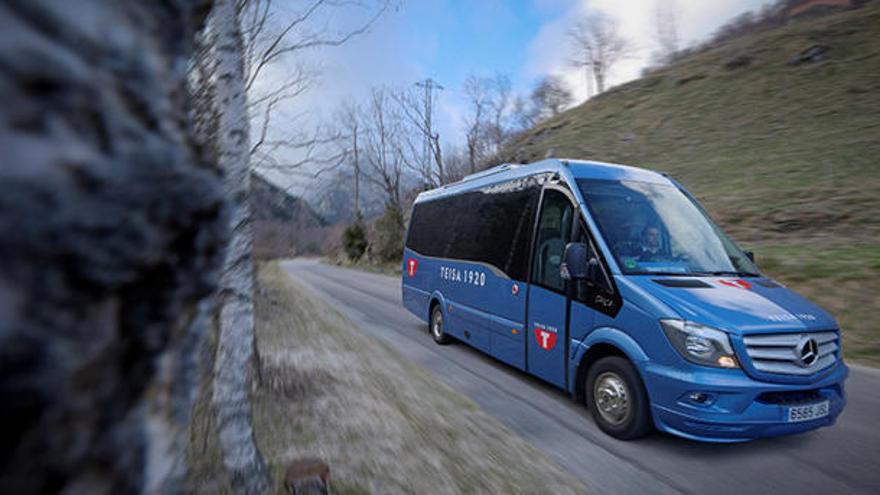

[432,310,443,339]
[593,371,630,426]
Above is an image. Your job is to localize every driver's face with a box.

[644,228,660,248]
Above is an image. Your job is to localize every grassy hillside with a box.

[502,5,880,365]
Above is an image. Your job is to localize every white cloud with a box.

[522,0,772,103]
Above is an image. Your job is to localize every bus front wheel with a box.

[585,356,652,440]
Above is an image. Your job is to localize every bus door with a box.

[526,187,577,388]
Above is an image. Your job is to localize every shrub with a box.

[372,205,404,262]
[342,220,368,261]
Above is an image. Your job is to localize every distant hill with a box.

[305,172,386,225]
[251,173,326,227]
[251,173,329,258]
[500,4,880,364]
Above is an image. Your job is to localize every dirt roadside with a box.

[187,262,587,494]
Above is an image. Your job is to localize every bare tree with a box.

[462,75,491,174]
[461,74,519,173]
[333,100,364,218]
[239,0,390,177]
[201,0,271,493]
[510,94,537,132]
[486,74,513,152]
[442,144,471,183]
[361,87,406,226]
[568,13,632,95]
[393,85,447,188]
[652,0,681,65]
[530,75,573,122]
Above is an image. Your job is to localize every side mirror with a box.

[560,242,589,280]
[744,250,755,263]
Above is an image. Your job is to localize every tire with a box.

[585,356,652,440]
[430,304,451,345]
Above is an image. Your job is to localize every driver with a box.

[637,226,664,261]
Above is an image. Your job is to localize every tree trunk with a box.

[207,0,271,493]
[432,135,445,184]
[585,66,594,98]
[594,63,605,94]
[0,2,223,492]
[468,140,477,174]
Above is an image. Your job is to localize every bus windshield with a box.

[577,179,759,277]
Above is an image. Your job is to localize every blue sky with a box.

[394,0,568,85]
[268,0,771,191]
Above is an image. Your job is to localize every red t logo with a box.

[535,328,557,350]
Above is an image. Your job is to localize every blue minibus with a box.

[401,159,847,442]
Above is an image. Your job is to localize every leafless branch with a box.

[243,0,391,90]
[239,0,392,187]
[456,73,521,172]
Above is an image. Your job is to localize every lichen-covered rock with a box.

[0,1,222,493]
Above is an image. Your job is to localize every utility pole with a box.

[353,118,361,221]
[415,78,443,180]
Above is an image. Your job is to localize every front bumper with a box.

[641,360,848,443]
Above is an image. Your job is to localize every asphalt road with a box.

[280,259,880,495]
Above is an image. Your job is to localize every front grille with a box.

[742,331,839,375]
[757,389,823,406]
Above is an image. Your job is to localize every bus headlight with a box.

[661,319,739,369]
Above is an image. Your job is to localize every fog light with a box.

[717,356,737,368]
[683,391,715,406]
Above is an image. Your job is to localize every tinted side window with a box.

[503,183,539,281]
[444,190,482,260]
[532,189,574,292]
[476,178,539,281]
[406,197,453,257]
[405,176,541,281]
[405,203,423,251]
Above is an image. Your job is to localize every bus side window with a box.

[532,190,574,292]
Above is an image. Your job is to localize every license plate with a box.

[786,401,829,423]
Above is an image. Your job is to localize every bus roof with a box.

[415,158,672,204]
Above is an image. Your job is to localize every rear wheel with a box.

[430,304,451,345]
[586,356,652,440]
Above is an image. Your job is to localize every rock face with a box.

[0,1,222,493]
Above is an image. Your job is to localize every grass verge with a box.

[187,262,586,494]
